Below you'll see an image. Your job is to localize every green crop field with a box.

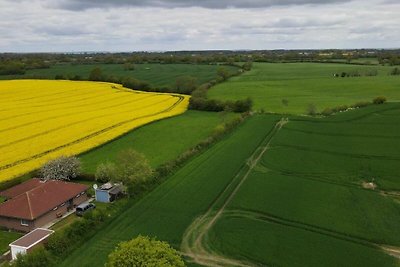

[208,62,400,114]
[61,104,400,267]
[80,111,238,173]
[60,115,282,267]
[0,63,238,88]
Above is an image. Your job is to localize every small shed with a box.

[95,183,122,203]
[9,228,54,260]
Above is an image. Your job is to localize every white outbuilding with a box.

[9,228,54,260]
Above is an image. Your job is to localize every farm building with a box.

[95,183,122,203]
[0,178,88,232]
[9,228,54,260]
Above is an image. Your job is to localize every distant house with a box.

[95,183,122,203]
[0,178,88,232]
[9,228,54,260]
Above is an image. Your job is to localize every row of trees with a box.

[334,69,378,77]
[188,63,253,113]
[333,67,400,77]
[309,96,388,116]
[0,58,50,75]
[5,48,399,76]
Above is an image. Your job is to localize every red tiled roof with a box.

[0,178,43,199]
[0,180,88,220]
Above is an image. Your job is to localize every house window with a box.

[20,219,29,226]
[60,202,65,207]
[53,206,58,211]
[75,194,80,198]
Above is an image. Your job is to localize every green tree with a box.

[242,61,253,71]
[123,63,135,71]
[373,96,387,104]
[115,149,153,195]
[95,162,117,183]
[88,67,104,81]
[174,76,198,94]
[390,67,400,76]
[217,67,229,81]
[106,236,185,267]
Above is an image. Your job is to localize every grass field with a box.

[0,63,238,89]
[80,111,238,173]
[0,231,22,254]
[60,104,400,267]
[208,62,400,114]
[0,80,188,182]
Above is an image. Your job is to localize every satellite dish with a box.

[93,184,98,190]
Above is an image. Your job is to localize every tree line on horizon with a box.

[1,48,400,76]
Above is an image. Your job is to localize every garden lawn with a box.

[0,231,22,254]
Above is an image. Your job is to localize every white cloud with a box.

[0,0,398,52]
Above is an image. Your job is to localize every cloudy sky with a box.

[0,0,399,52]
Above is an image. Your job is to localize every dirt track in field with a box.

[180,118,288,267]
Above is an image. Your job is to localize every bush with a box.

[230,98,253,113]
[123,63,135,71]
[122,77,150,91]
[321,108,333,116]
[88,67,104,81]
[242,62,253,71]
[54,74,66,80]
[332,105,348,113]
[189,97,252,113]
[390,67,400,76]
[351,101,371,108]
[188,97,225,112]
[174,76,198,94]
[306,103,317,116]
[11,247,54,267]
[106,236,185,267]
[373,96,387,105]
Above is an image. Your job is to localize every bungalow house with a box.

[0,178,88,232]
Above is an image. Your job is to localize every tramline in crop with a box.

[0,80,189,182]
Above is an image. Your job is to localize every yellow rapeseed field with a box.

[0,80,189,182]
